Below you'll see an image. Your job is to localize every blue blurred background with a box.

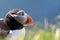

[0,0,60,22]
[0,0,60,40]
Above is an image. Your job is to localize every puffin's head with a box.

[5,9,27,24]
[5,9,28,30]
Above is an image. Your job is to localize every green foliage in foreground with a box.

[25,29,55,40]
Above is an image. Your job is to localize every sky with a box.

[0,0,60,22]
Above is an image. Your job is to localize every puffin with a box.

[0,9,34,40]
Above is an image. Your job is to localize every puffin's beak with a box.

[23,13,34,26]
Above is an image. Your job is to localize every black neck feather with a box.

[6,17,24,30]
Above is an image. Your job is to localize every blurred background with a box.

[0,0,60,40]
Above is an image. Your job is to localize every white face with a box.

[9,10,27,24]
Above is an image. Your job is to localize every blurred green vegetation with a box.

[25,30,55,40]
[24,24,60,40]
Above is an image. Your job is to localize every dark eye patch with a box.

[20,12,24,15]
[11,13,15,14]
[16,12,24,16]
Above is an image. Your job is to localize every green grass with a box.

[25,29,56,40]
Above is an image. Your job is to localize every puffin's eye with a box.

[20,12,24,15]
[16,12,24,16]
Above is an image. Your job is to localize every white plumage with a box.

[6,27,25,40]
